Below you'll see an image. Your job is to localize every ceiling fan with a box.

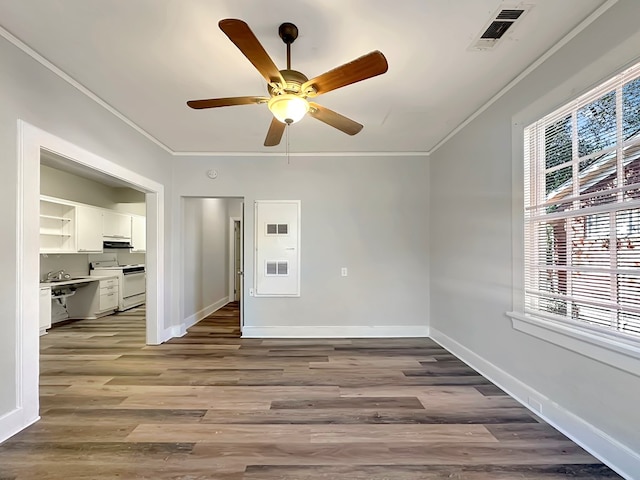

[187,19,388,147]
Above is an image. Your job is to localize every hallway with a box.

[0,305,620,479]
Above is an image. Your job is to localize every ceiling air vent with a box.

[470,5,531,51]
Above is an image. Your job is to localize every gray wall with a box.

[182,197,230,321]
[0,35,172,420]
[429,0,640,469]
[171,155,430,332]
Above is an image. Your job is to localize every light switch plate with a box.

[341,267,348,277]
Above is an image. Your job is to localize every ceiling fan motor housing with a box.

[268,69,309,96]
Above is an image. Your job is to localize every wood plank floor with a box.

[0,304,622,479]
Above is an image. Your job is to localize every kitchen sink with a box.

[45,276,92,284]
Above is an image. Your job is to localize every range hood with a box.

[103,240,133,249]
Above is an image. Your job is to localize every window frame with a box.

[509,60,640,378]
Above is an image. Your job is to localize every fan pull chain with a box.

[286,124,291,165]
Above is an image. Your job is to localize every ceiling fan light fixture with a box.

[268,94,309,124]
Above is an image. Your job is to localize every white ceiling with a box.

[0,0,609,155]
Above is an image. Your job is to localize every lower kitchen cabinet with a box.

[98,278,119,313]
[39,286,51,335]
[65,277,119,319]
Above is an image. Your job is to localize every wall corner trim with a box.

[429,327,639,480]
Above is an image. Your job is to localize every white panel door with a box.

[255,200,300,297]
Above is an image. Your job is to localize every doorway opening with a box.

[40,150,148,332]
[15,120,165,438]
[181,197,243,338]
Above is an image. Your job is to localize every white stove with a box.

[90,259,146,311]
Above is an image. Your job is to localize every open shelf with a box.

[40,199,76,252]
[40,214,71,221]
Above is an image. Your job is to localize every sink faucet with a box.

[45,270,67,281]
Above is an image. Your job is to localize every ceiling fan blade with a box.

[219,19,285,86]
[187,96,268,109]
[308,103,363,136]
[301,51,388,96]
[264,117,286,146]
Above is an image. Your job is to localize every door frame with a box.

[15,120,165,438]
[229,216,244,332]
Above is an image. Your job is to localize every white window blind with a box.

[524,61,640,339]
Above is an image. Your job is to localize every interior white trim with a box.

[430,327,639,480]
[12,120,165,442]
[242,325,430,338]
[508,311,640,378]
[427,0,620,155]
[0,25,430,159]
[162,325,187,342]
[183,297,230,333]
[0,26,173,155]
[173,151,430,157]
[229,216,242,303]
[5,2,616,159]
[0,408,39,444]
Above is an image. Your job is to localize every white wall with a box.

[429,0,640,476]
[41,165,146,214]
[182,197,230,325]
[172,155,430,337]
[0,34,172,439]
[227,197,243,220]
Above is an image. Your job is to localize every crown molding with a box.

[171,150,429,157]
[428,0,619,156]
[3,1,619,159]
[0,24,174,154]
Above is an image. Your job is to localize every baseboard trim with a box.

[242,325,430,338]
[429,327,639,480]
[183,297,229,331]
[0,407,40,444]
[162,297,230,342]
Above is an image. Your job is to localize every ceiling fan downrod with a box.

[278,22,298,70]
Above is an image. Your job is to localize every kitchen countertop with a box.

[40,274,118,287]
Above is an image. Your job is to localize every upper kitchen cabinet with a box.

[40,197,76,253]
[76,205,103,252]
[131,215,146,252]
[103,211,132,239]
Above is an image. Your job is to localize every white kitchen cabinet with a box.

[76,205,103,252]
[131,215,146,252]
[40,198,76,253]
[103,211,132,239]
[39,286,51,335]
[64,277,119,319]
[98,278,119,313]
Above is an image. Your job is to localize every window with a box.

[524,61,640,340]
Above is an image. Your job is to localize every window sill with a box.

[507,311,640,378]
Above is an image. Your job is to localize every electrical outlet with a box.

[341,267,348,277]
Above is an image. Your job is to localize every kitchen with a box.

[39,150,147,334]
